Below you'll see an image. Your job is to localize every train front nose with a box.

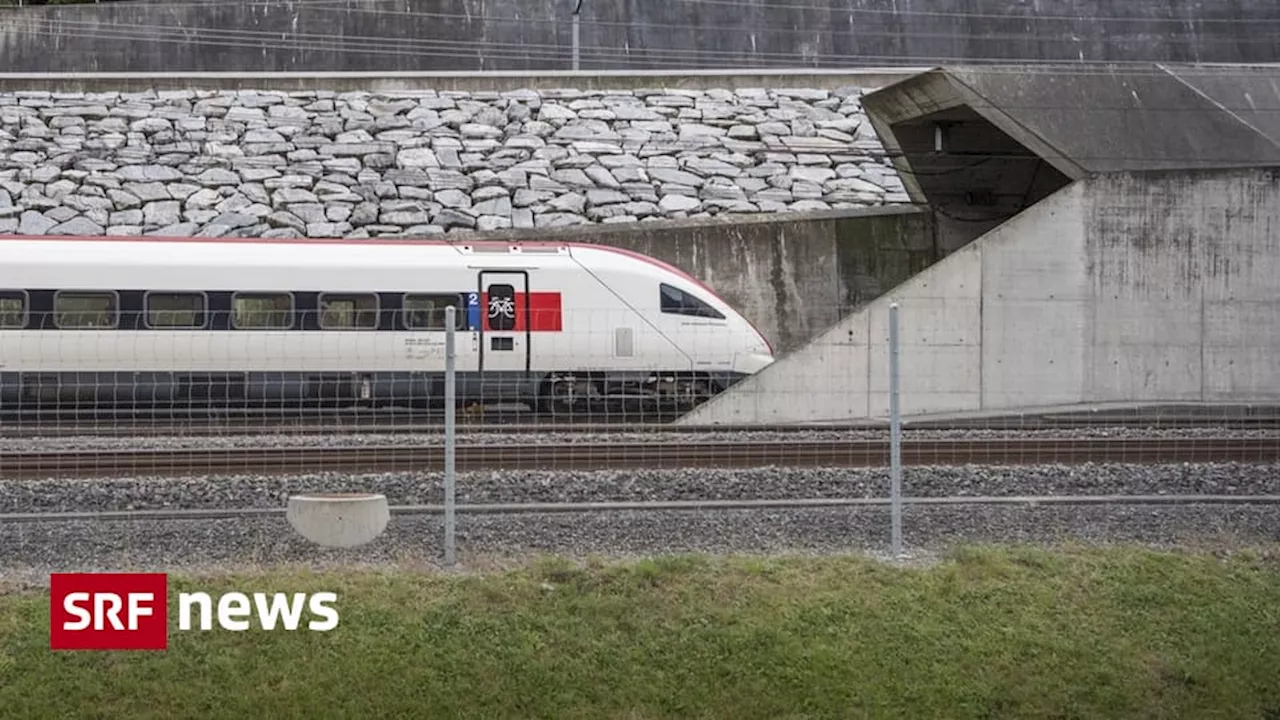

[733,326,775,375]
[734,350,775,375]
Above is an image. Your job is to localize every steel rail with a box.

[5,494,1280,524]
[1,437,1278,479]
[4,414,1280,438]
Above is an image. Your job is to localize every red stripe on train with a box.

[481,291,562,332]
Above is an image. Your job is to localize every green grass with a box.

[3,545,1279,719]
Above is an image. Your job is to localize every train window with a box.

[403,294,463,330]
[0,291,25,329]
[319,293,378,330]
[232,293,294,329]
[54,291,118,329]
[659,283,725,320]
[145,292,205,329]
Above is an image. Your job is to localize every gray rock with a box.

[31,166,61,183]
[18,210,56,234]
[701,182,748,201]
[550,169,592,188]
[683,157,742,178]
[195,168,240,187]
[476,215,512,232]
[790,199,833,212]
[586,189,629,206]
[512,208,534,228]
[584,166,620,189]
[435,208,476,229]
[142,201,181,226]
[659,194,701,213]
[287,203,327,224]
[649,167,703,187]
[472,186,509,202]
[381,210,434,226]
[427,169,473,190]
[145,221,200,236]
[435,189,471,208]
[117,165,183,183]
[789,166,836,184]
[396,148,438,169]
[267,211,306,233]
[306,222,353,238]
[548,193,586,214]
[211,212,257,228]
[753,187,794,203]
[109,209,144,225]
[535,212,588,228]
[45,206,78,223]
[184,188,222,209]
[273,188,319,205]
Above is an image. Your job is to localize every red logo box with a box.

[50,573,169,651]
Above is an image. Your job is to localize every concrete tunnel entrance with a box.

[887,105,1072,253]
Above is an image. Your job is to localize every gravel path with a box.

[3,426,1278,452]
[4,462,1278,514]
[3,504,1278,578]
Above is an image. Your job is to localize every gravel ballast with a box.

[4,461,1277,576]
[3,462,1278,514]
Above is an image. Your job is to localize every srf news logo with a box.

[50,573,339,650]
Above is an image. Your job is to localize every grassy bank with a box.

[3,546,1279,719]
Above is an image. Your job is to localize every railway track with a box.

[2,437,1277,479]
[5,412,1280,438]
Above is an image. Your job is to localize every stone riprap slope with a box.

[0,87,909,238]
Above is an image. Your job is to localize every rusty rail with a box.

[0,437,1277,479]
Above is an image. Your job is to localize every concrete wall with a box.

[679,169,1280,425]
[551,207,937,354]
[2,0,1277,73]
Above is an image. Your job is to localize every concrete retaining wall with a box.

[2,0,1276,73]
[680,169,1280,424]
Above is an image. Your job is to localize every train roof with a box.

[0,233,721,297]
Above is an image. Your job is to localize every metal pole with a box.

[571,0,582,70]
[888,302,903,556]
[443,305,457,566]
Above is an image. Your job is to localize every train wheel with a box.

[541,376,595,417]
[676,377,716,409]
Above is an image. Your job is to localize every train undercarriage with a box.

[0,369,735,419]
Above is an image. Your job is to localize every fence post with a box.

[888,302,903,556]
[572,0,582,70]
[443,305,457,566]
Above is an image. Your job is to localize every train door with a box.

[477,270,530,374]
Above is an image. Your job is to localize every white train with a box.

[0,234,775,416]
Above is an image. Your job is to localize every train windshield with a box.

[660,283,725,320]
